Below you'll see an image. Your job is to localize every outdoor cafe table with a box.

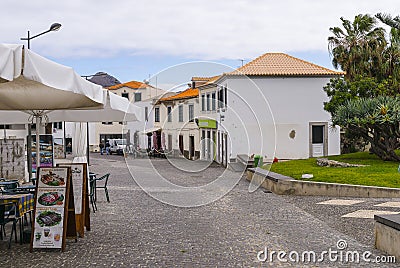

[0,180,19,187]
[0,180,19,189]
[0,193,34,244]
[17,185,36,194]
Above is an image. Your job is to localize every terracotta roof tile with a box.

[107,80,150,90]
[228,53,345,76]
[159,88,199,101]
[191,77,211,81]
[191,75,221,83]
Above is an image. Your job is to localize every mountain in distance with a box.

[88,72,121,87]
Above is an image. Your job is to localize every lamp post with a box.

[20,23,62,183]
[20,23,61,49]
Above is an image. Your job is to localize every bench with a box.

[374,214,400,259]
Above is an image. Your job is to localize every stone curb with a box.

[247,168,400,198]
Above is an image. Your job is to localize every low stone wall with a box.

[247,168,400,198]
[374,214,400,260]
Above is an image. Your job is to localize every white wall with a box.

[220,76,340,160]
[158,97,200,157]
[127,99,154,150]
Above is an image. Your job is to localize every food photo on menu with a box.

[37,189,65,207]
[39,168,67,187]
[33,207,64,248]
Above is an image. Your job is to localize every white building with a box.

[199,53,344,164]
[48,80,167,154]
[154,88,200,159]
[93,80,166,151]
[192,76,222,162]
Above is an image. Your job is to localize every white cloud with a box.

[1,0,399,61]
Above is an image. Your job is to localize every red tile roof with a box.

[107,80,150,90]
[159,88,199,101]
[228,53,345,76]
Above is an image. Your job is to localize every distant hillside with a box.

[88,72,121,87]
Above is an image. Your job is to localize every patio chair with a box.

[88,178,97,213]
[0,202,18,249]
[94,173,110,202]
[2,181,19,195]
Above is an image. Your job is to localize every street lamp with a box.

[20,23,62,49]
[20,22,62,182]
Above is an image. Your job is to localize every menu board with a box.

[31,134,54,173]
[31,167,75,251]
[54,138,65,159]
[57,163,88,238]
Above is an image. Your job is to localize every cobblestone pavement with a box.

[0,154,398,267]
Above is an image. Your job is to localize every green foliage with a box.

[326,13,400,156]
[270,152,400,188]
[323,75,400,116]
[328,14,387,80]
[333,96,400,161]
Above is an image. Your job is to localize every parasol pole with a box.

[36,116,40,173]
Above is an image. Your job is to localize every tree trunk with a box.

[370,142,400,161]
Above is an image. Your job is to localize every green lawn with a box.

[268,152,400,188]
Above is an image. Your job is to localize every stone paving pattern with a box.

[0,154,399,267]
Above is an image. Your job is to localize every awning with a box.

[197,118,217,129]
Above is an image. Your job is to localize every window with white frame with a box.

[178,105,183,122]
[167,106,172,122]
[201,94,205,111]
[224,86,228,107]
[155,107,160,122]
[121,92,129,100]
[134,92,142,102]
[53,122,62,129]
[145,106,148,121]
[211,92,216,111]
[206,94,210,111]
[218,87,224,108]
[188,104,194,122]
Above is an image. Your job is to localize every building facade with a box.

[154,88,200,159]
[198,53,344,164]
[93,80,166,151]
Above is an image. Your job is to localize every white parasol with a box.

[0,44,105,171]
[0,89,139,123]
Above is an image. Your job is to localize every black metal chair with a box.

[1,181,19,195]
[94,173,110,203]
[88,178,97,213]
[0,202,18,249]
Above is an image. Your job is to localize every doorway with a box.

[206,130,211,160]
[65,137,72,154]
[168,134,172,153]
[179,135,184,155]
[310,123,328,157]
[189,136,195,160]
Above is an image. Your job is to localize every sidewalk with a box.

[0,154,398,267]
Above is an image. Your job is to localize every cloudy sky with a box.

[1,0,399,85]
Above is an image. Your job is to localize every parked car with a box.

[108,139,127,155]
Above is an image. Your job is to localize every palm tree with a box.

[376,13,400,29]
[376,13,400,84]
[328,14,387,80]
